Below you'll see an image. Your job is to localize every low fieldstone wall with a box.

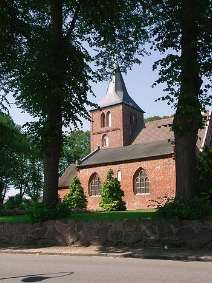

[0,219,212,249]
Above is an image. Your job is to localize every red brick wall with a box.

[90,104,144,151]
[122,104,144,145]
[58,187,69,200]
[90,105,124,151]
[77,155,176,210]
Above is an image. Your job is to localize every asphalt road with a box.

[0,254,211,283]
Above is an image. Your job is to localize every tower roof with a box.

[98,67,144,112]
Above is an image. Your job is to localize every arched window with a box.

[89,173,101,196]
[101,113,105,128]
[106,111,111,127]
[102,134,109,147]
[134,169,150,194]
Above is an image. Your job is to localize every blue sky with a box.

[9,51,174,130]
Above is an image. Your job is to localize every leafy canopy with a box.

[59,130,90,173]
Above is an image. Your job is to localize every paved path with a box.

[0,254,211,283]
[1,246,212,261]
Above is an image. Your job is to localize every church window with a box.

[102,134,109,147]
[101,113,105,128]
[106,111,111,127]
[89,173,101,196]
[134,169,150,194]
[117,170,121,181]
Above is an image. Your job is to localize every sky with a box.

[9,51,174,130]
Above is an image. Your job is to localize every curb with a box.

[1,249,212,262]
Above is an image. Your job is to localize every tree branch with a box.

[65,0,81,39]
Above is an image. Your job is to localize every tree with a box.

[12,139,43,202]
[0,112,27,207]
[148,0,211,199]
[0,1,148,206]
[63,177,87,210]
[100,169,126,211]
[0,112,43,204]
[59,130,90,174]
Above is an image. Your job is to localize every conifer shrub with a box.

[63,177,87,210]
[100,169,126,211]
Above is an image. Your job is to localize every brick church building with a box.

[59,68,212,210]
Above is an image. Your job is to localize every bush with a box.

[27,202,70,223]
[63,177,87,210]
[4,194,31,210]
[157,194,212,220]
[197,146,212,193]
[100,169,126,211]
[0,208,26,216]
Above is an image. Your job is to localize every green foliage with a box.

[100,169,126,211]
[197,146,212,192]
[60,130,90,174]
[0,112,43,203]
[63,177,87,210]
[0,112,29,205]
[4,194,31,209]
[0,1,149,205]
[150,0,211,108]
[0,210,156,223]
[150,0,211,199]
[157,194,212,220]
[27,202,70,223]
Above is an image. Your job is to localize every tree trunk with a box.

[43,0,63,206]
[173,0,202,200]
[43,105,62,206]
[0,179,7,208]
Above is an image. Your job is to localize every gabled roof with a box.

[58,164,77,188]
[98,67,144,112]
[132,114,211,150]
[132,117,174,145]
[79,140,173,168]
[79,113,211,169]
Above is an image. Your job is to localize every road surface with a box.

[0,254,211,283]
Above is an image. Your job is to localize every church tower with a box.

[90,67,145,151]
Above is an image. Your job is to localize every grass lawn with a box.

[0,209,157,224]
[0,214,32,223]
[68,209,157,221]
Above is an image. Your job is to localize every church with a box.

[58,67,212,210]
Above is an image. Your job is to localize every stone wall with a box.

[0,219,212,250]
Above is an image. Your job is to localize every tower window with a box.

[134,169,150,194]
[101,113,105,128]
[89,173,101,196]
[102,134,109,147]
[106,111,112,127]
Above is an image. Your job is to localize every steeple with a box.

[90,66,145,151]
[98,67,144,112]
